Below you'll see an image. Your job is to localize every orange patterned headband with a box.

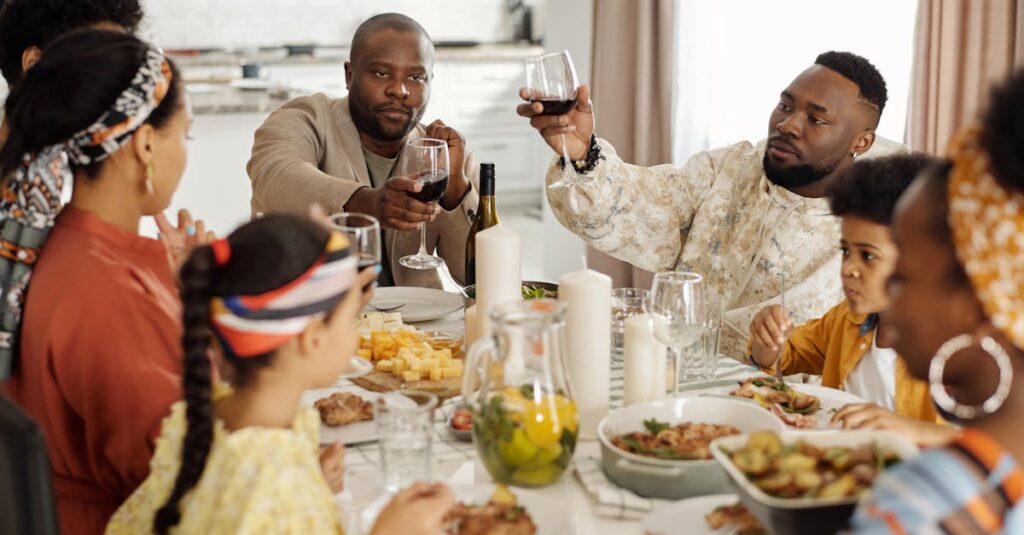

[947,125,1024,350]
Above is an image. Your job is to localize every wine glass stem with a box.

[672,345,681,396]
[560,134,574,178]
[418,219,429,256]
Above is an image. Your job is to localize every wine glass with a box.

[399,138,449,270]
[328,212,381,293]
[645,272,705,395]
[525,50,584,189]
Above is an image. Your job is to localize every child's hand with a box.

[831,403,958,447]
[318,442,345,494]
[370,482,456,535]
[749,305,791,367]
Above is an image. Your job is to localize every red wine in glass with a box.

[356,256,379,292]
[407,169,449,203]
[530,97,577,116]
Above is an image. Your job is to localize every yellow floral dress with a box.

[105,396,343,535]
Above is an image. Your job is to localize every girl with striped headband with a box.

[0,29,211,535]
[106,214,456,535]
[850,69,1024,534]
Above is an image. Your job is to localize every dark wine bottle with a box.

[464,163,500,286]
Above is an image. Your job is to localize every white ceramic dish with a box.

[704,380,866,431]
[597,396,785,499]
[643,494,741,535]
[367,287,463,322]
[302,386,382,445]
[711,430,919,535]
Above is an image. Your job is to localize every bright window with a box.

[672,0,918,163]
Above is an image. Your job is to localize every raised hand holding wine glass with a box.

[399,138,449,270]
[645,272,706,395]
[521,50,592,189]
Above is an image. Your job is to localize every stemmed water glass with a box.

[399,138,449,270]
[328,212,381,292]
[645,272,706,395]
[525,50,585,189]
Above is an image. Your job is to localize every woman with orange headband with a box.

[0,29,212,535]
[106,214,455,535]
[850,70,1024,533]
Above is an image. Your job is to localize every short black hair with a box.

[0,0,143,85]
[815,51,888,118]
[828,153,939,225]
[982,67,1024,194]
[350,13,431,62]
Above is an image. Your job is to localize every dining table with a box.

[332,307,758,534]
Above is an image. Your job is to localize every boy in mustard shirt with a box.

[749,153,955,447]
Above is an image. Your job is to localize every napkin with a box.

[573,456,655,520]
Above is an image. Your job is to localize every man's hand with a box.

[516,83,594,160]
[749,305,791,368]
[831,403,958,448]
[424,119,471,211]
[344,178,440,231]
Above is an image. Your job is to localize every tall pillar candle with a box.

[623,314,668,405]
[558,268,611,439]
[475,225,521,338]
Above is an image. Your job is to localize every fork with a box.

[776,271,787,386]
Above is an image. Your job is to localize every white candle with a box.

[624,314,668,405]
[463,305,479,349]
[475,225,521,338]
[558,268,611,439]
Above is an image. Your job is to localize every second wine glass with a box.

[399,138,449,270]
[646,271,706,395]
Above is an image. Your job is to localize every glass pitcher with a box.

[462,299,578,487]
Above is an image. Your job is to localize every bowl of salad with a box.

[461,281,558,309]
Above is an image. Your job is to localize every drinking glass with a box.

[399,138,449,270]
[646,272,705,395]
[525,50,584,189]
[328,212,381,292]
[374,389,438,493]
[611,288,649,365]
[675,300,724,383]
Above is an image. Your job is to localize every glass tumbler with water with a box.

[611,288,649,364]
[374,390,438,493]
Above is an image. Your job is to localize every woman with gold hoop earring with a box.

[849,69,1024,534]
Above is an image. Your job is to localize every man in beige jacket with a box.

[248,13,478,288]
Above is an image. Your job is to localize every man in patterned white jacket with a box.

[518,51,904,360]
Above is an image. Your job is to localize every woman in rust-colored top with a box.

[0,30,208,535]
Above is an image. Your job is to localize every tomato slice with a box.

[452,410,473,431]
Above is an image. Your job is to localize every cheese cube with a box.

[394,359,407,374]
[449,358,464,369]
[356,349,372,359]
[430,368,443,381]
[376,359,394,372]
[441,367,462,379]
[402,371,421,382]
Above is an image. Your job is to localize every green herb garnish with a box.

[620,435,700,460]
[643,418,671,435]
[522,285,548,300]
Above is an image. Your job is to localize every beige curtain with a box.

[586,0,674,290]
[906,0,1024,153]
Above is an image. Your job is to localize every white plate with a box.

[704,380,866,431]
[643,494,740,535]
[302,386,381,445]
[367,287,463,322]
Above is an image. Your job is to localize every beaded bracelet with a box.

[557,134,603,175]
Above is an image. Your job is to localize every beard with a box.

[348,99,422,142]
[762,150,845,189]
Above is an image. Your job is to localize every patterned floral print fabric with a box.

[105,398,345,535]
[0,48,172,378]
[546,137,903,361]
[947,126,1024,351]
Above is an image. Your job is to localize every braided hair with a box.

[152,214,331,534]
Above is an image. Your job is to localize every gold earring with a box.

[145,162,155,195]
